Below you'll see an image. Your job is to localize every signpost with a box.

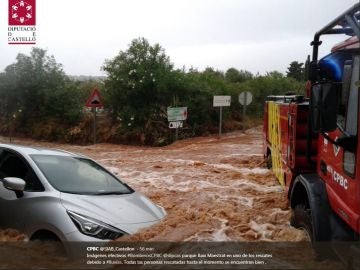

[239,91,253,115]
[213,96,231,137]
[169,121,183,129]
[167,107,187,141]
[167,107,187,121]
[213,96,231,107]
[85,88,104,144]
[239,91,253,131]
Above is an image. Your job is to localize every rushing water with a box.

[0,127,307,242]
[4,127,350,269]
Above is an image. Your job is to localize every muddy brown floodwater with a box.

[1,127,348,269]
[0,126,306,242]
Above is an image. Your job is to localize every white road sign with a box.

[239,91,253,106]
[169,121,183,129]
[213,96,231,107]
[167,107,188,121]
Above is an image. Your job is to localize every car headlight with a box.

[67,211,127,240]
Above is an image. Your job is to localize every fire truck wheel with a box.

[291,204,313,241]
[266,153,272,169]
[291,203,335,260]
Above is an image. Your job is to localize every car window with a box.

[31,155,133,195]
[0,151,44,192]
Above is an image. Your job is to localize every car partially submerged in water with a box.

[0,144,166,252]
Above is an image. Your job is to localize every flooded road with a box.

[0,126,306,242]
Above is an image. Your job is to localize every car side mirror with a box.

[2,177,26,198]
[310,82,338,133]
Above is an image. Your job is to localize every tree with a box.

[238,72,304,117]
[266,70,284,79]
[225,68,253,83]
[203,67,224,80]
[0,48,83,131]
[286,61,305,81]
[103,37,175,131]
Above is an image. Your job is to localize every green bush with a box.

[0,42,307,145]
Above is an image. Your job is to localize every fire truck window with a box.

[344,152,355,176]
[345,56,359,136]
[336,85,346,130]
[338,61,353,130]
[343,56,359,177]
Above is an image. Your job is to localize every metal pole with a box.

[9,116,12,143]
[9,122,12,143]
[219,106,223,137]
[243,92,247,116]
[93,108,96,145]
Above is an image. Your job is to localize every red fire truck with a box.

[263,3,360,260]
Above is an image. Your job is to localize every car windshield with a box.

[31,155,133,195]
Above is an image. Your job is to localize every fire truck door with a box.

[318,55,360,230]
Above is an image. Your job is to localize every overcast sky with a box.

[0,0,358,76]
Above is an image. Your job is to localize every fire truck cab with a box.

[263,3,360,261]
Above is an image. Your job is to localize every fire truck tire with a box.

[291,204,313,241]
[266,152,272,169]
[291,203,335,260]
[290,175,334,259]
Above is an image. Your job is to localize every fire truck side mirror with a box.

[310,82,338,133]
[336,135,357,152]
[309,61,319,81]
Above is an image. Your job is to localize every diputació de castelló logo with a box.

[8,0,36,45]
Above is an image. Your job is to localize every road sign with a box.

[85,88,103,145]
[213,96,231,107]
[239,91,253,106]
[167,107,188,121]
[213,96,231,137]
[86,88,103,108]
[169,121,183,129]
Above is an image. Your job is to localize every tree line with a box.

[0,38,307,145]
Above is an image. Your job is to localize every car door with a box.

[0,149,44,231]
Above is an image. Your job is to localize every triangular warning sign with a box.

[86,88,103,108]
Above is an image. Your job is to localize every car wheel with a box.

[31,231,66,257]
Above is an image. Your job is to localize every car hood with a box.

[60,191,165,226]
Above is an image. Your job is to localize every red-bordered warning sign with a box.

[86,88,103,108]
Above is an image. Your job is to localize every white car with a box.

[0,144,166,253]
